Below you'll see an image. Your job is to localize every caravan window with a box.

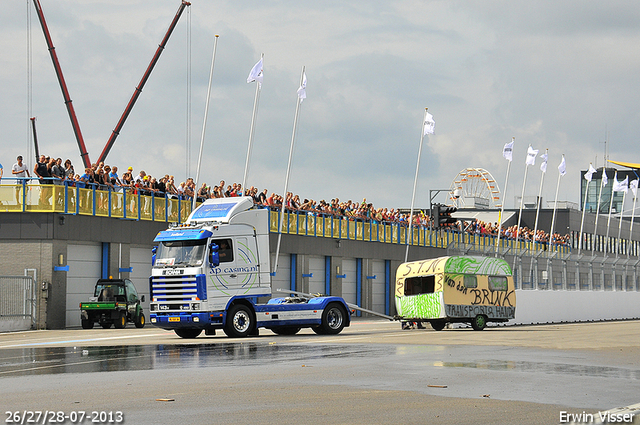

[463,275,478,288]
[404,275,435,295]
[489,276,508,291]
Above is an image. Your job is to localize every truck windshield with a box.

[155,240,207,267]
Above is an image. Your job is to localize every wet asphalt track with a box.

[1,320,639,425]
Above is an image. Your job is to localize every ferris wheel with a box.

[448,168,502,209]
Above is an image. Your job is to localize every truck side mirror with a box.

[209,242,219,268]
[151,246,157,266]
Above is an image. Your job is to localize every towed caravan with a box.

[395,256,515,330]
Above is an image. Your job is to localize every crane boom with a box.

[30,117,40,161]
[97,1,191,164]
[33,0,92,168]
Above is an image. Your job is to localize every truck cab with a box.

[149,197,350,338]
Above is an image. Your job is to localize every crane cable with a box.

[185,6,192,181]
[26,0,33,164]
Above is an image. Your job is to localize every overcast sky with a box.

[3,1,640,211]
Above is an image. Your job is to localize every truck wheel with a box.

[135,312,145,328]
[224,304,254,338]
[114,312,126,329]
[81,319,94,329]
[175,329,202,339]
[271,326,301,336]
[430,320,446,331]
[316,303,347,335]
[471,315,487,331]
[101,323,112,329]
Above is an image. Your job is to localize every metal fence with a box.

[0,276,36,330]
[447,243,640,292]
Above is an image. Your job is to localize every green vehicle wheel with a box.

[135,312,145,328]
[471,315,487,331]
[114,311,126,329]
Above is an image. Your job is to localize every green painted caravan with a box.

[394,256,515,330]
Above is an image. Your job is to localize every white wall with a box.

[513,289,640,325]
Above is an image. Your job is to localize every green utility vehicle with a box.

[80,279,146,329]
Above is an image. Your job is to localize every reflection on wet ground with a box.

[0,343,384,377]
[1,342,639,382]
[432,360,640,380]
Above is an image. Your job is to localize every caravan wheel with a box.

[471,315,487,331]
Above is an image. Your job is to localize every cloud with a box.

[3,0,640,213]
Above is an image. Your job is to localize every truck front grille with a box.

[151,274,206,302]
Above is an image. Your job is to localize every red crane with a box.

[33,0,191,168]
[97,1,191,164]
[32,0,92,168]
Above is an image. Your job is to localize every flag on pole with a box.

[602,170,608,186]
[297,72,307,102]
[423,112,435,135]
[631,179,638,197]
[614,176,629,193]
[558,155,566,176]
[526,146,538,166]
[540,152,548,173]
[585,164,596,182]
[503,139,514,162]
[247,58,264,86]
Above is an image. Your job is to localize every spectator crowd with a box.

[4,154,571,247]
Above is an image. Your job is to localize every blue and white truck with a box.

[149,196,351,338]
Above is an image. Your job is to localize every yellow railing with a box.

[0,182,195,222]
[266,209,572,255]
[0,182,573,255]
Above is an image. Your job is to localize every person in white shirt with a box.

[12,155,30,204]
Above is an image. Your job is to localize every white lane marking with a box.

[2,332,169,348]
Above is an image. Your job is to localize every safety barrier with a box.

[0,180,573,256]
[0,181,195,223]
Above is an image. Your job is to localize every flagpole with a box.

[405,108,429,263]
[605,171,618,255]
[549,155,564,248]
[529,149,547,283]
[616,183,627,258]
[514,145,533,261]
[273,66,305,276]
[242,53,263,192]
[496,137,514,257]
[192,34,219,212]
[592,169,606,256]
[532,149,547,250]
[578,163,593,256]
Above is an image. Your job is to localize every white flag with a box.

[585,164,596,182]
[602,171,608,187]
[247,58,264,86]
[423,112,435,135]
[297,72,307,102]
[526,146,538,166]
[558,155,566,176]
[503,139,514,162]
[630,179,638,197]
[614,176,628,193]
[540,152,548,173]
